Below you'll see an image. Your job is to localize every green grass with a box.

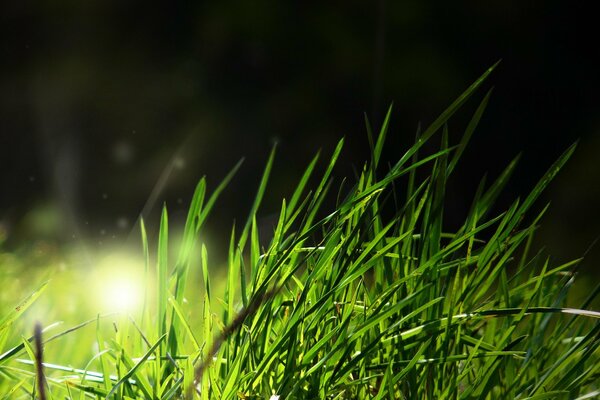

[1,63,599,399]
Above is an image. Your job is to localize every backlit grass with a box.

[1,63,599,399]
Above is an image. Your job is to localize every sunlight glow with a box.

[92,252,144,313]
[104,278,142,312]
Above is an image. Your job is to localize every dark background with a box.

[0,2,598,275]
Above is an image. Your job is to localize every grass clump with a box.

[1,63,599,399]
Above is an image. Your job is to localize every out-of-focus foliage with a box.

[0,2,598,274]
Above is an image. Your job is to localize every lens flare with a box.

[93,252,144,313]
[104,278,142,312]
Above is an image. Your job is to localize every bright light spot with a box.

[92,252,144,313]
[105,279,141,312]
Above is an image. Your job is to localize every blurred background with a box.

[0,2,598,288]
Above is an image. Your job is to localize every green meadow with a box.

[1,64,598,399]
